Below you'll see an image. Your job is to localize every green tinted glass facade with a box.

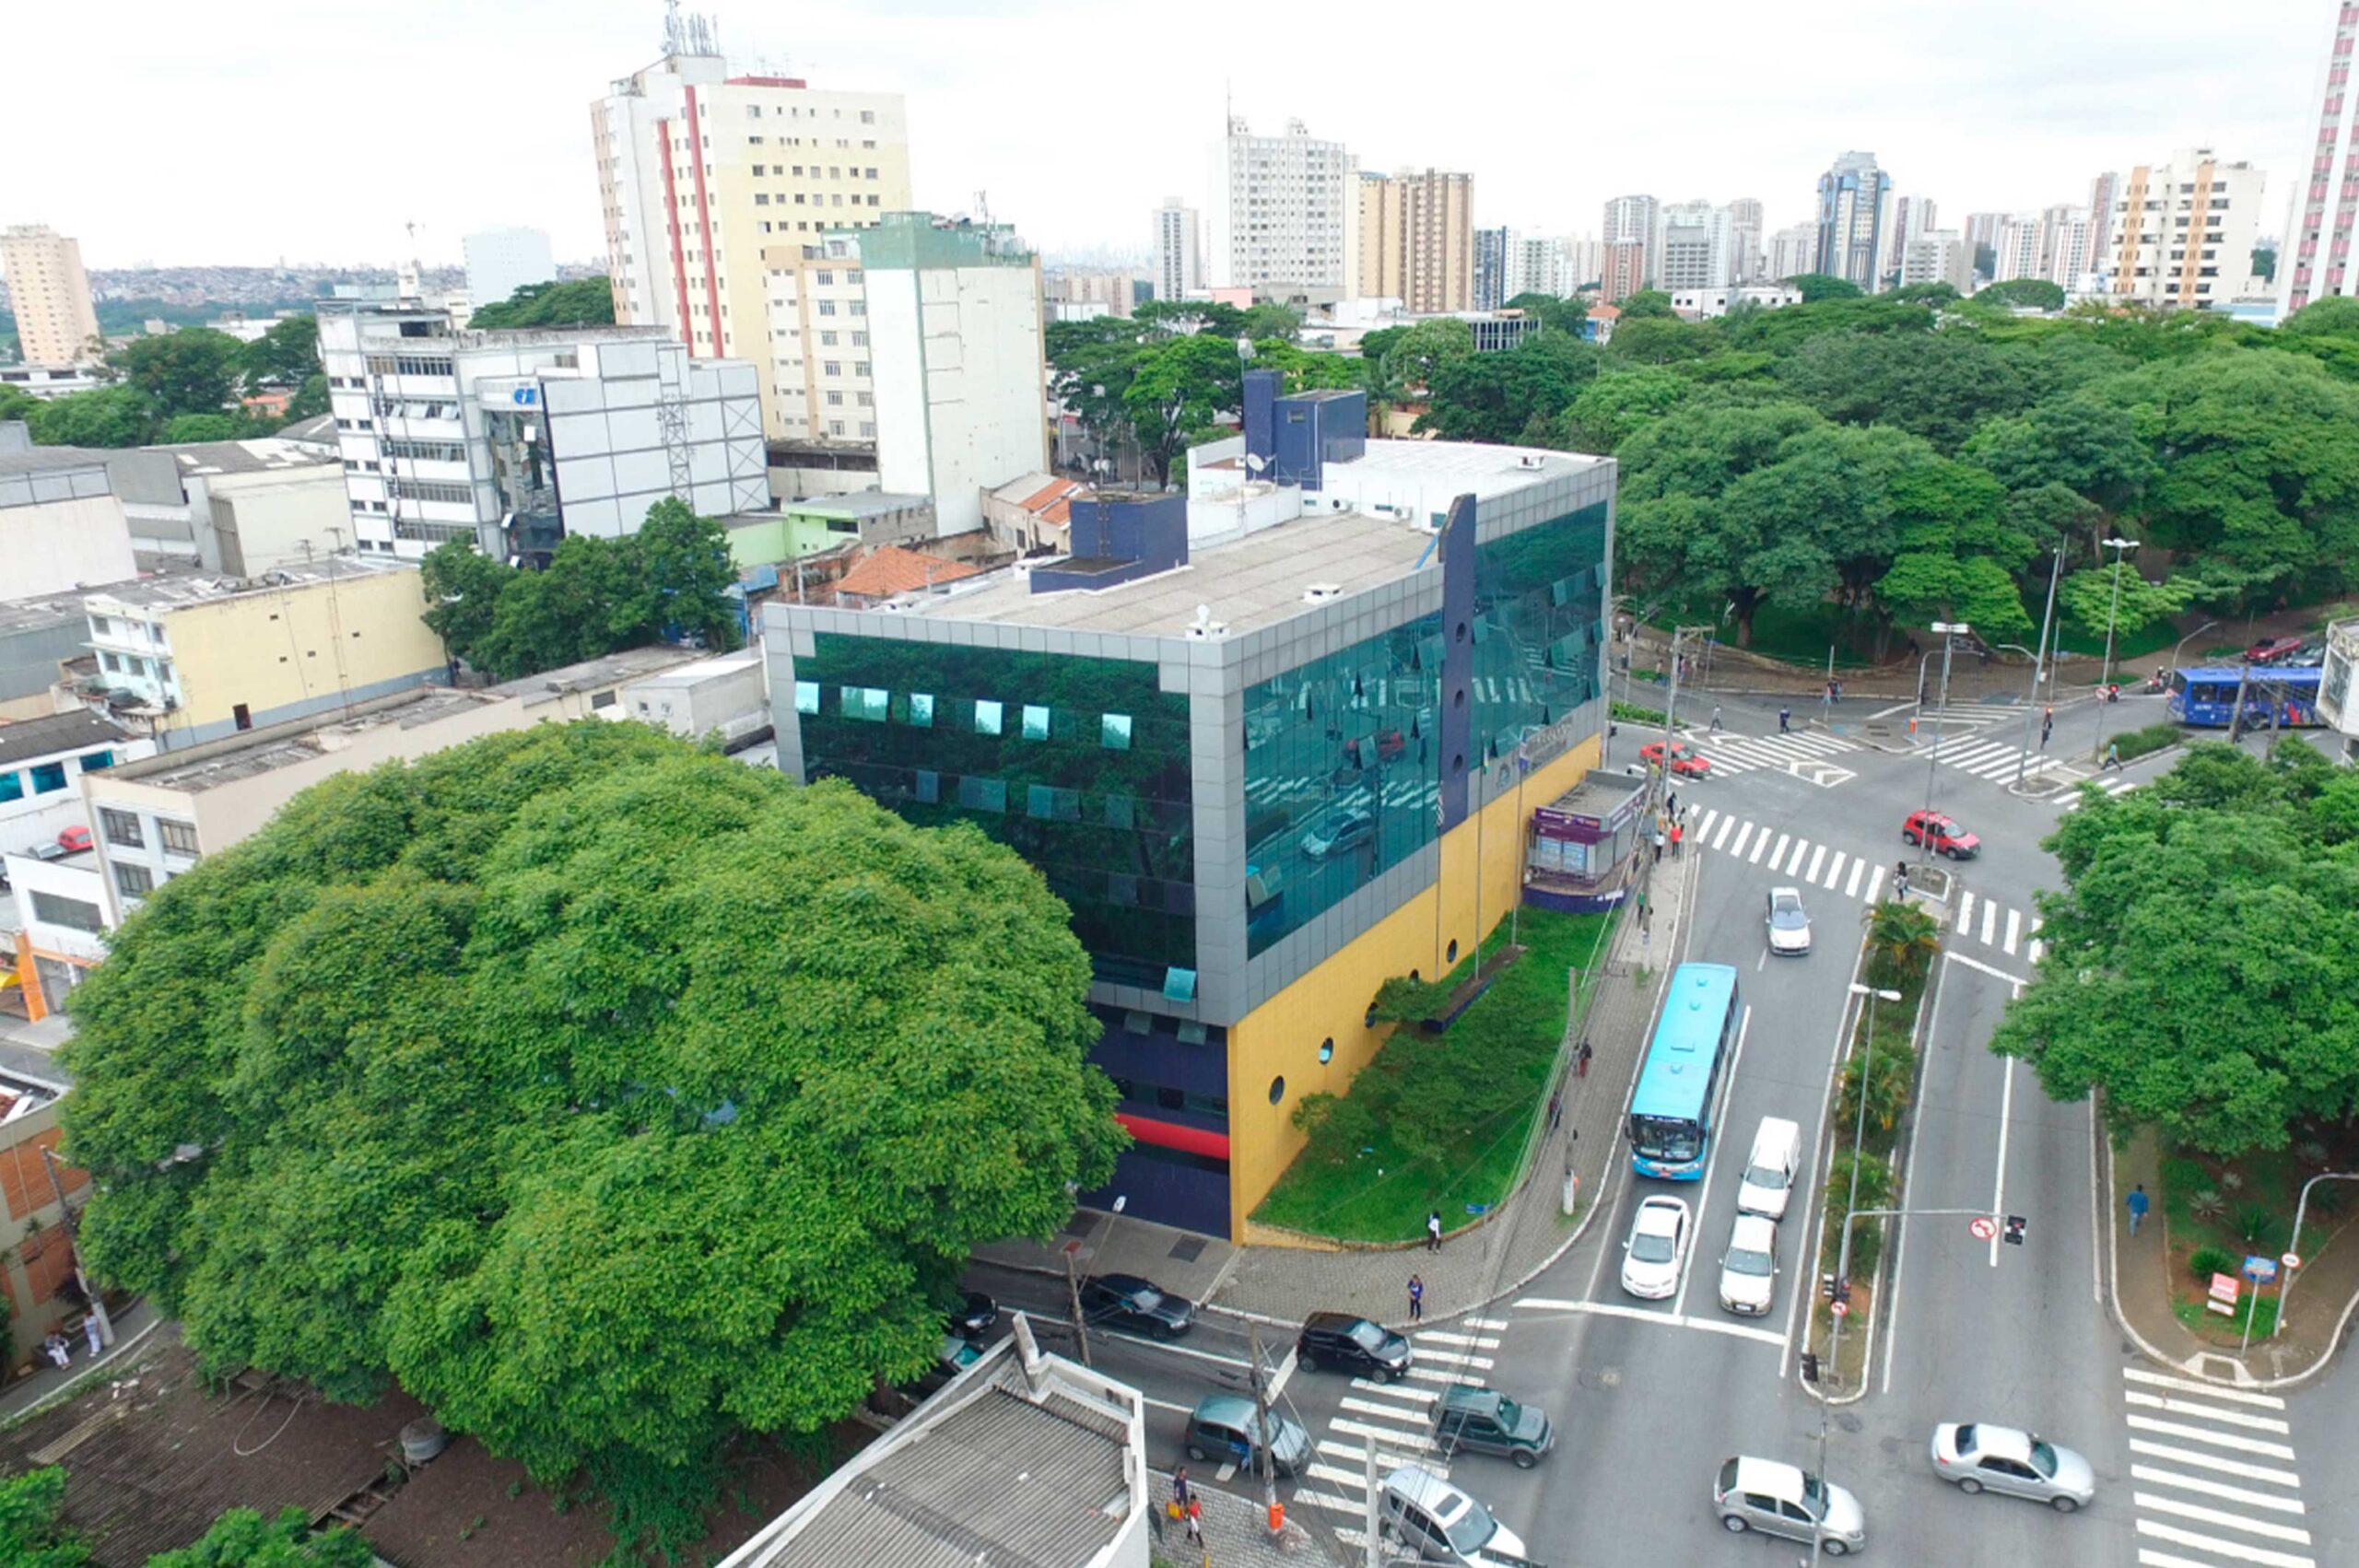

[1470,501,1612,763]
[1240,614,1444,957]
[796,634,1194,989]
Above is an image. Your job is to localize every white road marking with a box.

[1408,1348,1495,1370]
[1333,1413,1437,1449]
[2130,1466,2306,1514]
[1824,850,1847,890]
[2131,1493,2311,1545]
[1463,1316,1512,1331]
[1979,896,1998,945]
[1863,865,1885,903]
[2124,1368,2286,1408]
[1786,837,1811,875]
[1755,830,1779,866]
[2124,1415,2297,1461]
[1727,821,1752,857]
[2124,1391,2293,1434]
[1566,1299,1787,1345]
[1947,949,2030,988]
[1350,1377,1438,1402]
[1806,844,1826,883]
[2138,1551,2241,1568]
[1413,1330,1498,1348]
[2131,1521,2314,1568]
[1846,858,1865,898]
[1514,1297,1585,1311]
[1958,889,1976,928]
[2003,907,2021,954]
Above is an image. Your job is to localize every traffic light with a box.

[1801,1352,1821,1385]
[2004,1214,2027,1246]
[1821,1274,1837,1303]
[1832,1276,1851,1305]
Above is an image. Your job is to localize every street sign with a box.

[2207,1271,2240,1316]
[1829,1300,1849,1318]
[2244,1256,2279,1285]
[2283,1252,2303,1270]
[1968,1215,1998,1241]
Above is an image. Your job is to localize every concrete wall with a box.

[869,256,1047,536]
[0,1099,95,1371]
[206,468,353,576]
[156,568,445,740]
[0,489,137,601]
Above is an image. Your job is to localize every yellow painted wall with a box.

[164,569,445,734]
[1226,733,1604,1237]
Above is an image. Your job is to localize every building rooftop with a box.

[620,648,763,692]
[81,556,416,611]
[790,491,933,521]
[151,436,337,478]
[484,643,706,703]
[835,546,984,603]
[0,709,129,768]
[100,688,506,794]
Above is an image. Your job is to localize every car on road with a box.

[1902,808,1980,860]
[1185,1394,1310,1478]
[1379,1465,1531,1567]
[1718,1213,1779,1316]
[1297,1311,1413,1381]
[1734,1117,1802,1220]
[1640,739,1713,778]
[1430,1384,1554,1469]
[1620,1194,1692,1300]
[1077,1273,1193,1339]
[1929,1422,2096,1512]
[1301,807,1376,860]
[1714,1456,1867,1556]
[1766,886,1811,955]
[949,1291,997,1341]
[2243,636,2306,664]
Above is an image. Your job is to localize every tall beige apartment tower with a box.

[1355,170,1475,312]
[591,15,913,443]
[2107,147,2265,311]
[1,226,102,367]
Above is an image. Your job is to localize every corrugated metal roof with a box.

[0,709,127,767]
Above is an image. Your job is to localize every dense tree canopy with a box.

[1994,742,2359,1154]
[60,724,1123,1556]
[467,278,617,330]
[1976,278,2068,312]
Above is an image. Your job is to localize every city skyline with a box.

[1,0,2336,273]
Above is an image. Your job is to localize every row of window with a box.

[88,615,163,646]
[739,106,880,124]
[0,752,113,802]
[362,354,455,380]
[383,439,467,463]
[97,808,198,855]
[386,477,475,506]
[750,168,880,183]
[98,651,169,683]
[29,891,102,935]
[752,193,882,210]
[795,685,1144,749]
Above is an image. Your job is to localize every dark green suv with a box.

[1432,1384,1555,1469]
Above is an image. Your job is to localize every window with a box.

[1021,704,1050,741]
[907,693,934,727]
[112,863,154,900]
[842,685,889,721]
[1102,714,1133,751]
[0,771,18,803]
[817,300,837,315]
[973,699,1003,735]
[31,892,103,933]
[826,391,843,406]
[99,809,143,848]
[29,762,66,794]
[158,818,201,857]
[824,360,841,376]
[795,681,821,715]
[820,330,838,346]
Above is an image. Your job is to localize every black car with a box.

[950,1291,998,1341]
[1079,1273,1193,1339]
[1297,1311,1413,1381]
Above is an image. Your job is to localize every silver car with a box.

[1766,886,1811,954]
[1718,1213,1778,1316]
[1715,1456,1866,1556]
[1930,1422,2096,1512]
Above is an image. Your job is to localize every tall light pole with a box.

[2168,619,2219,678]
[2094,536,2141,757]
[1815,980,1900,1568]
[2274,1172,2359,1340]
[1923,622,1967,836]
[2014,546,2063,789]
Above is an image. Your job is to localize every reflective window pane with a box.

[974,699,1003,735]
[908,693,934,727]
[795,681,820,715]
[1022,704,1050,740]
[1102,713,1133,751]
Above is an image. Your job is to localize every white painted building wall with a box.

[864,255,1046,535]
[0,476,137,600]
[462,227,556,312]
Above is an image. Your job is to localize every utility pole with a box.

[1923,622,1967,839]
[2091,535,2141,758]
[1062,1248,1091,1367]
[1249,1323,1280,1539]
[2276,1172,2359,1338]
[2013,547,2063,789]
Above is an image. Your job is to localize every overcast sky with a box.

[8,0,2337,272]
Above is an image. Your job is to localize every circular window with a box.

[1454,622,1469,644]
[1452,686,1466,709]
[1268,1075,1286,1105]
[1447,940,1460,963]
[1319,1037,1335,1063]
[1450,754,1465,772]
[1366,1004,1379,1027]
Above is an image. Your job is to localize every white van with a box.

[1734,1117,1802,1220]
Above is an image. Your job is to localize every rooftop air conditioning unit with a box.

[1302,583,1343,604]
[1517,453,1546,470]
[1184,603,1230,640]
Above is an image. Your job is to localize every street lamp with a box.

[1923,623,1968,839]
[2169,619,2220,678]
[1816,980,1902,1568]
[2094,537,2141,757]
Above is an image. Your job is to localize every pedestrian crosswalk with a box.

[1296,1319,1507,1532]
[2120,1365,2314,1568]
[1686,806,2047,965]
[1921,731,2053,783]
[2062,774,2145,813]
[1691,728,1862,782]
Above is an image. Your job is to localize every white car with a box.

[1766,886,1811,954]
[1379,1465,1531,1567]
[1719,1213,1779,1316]
[1620,1195,1692,1300]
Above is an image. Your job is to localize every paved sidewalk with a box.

[1148,1469,1348,1565]
[0,1299,160,1424]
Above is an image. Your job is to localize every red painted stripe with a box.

[685,86,725,357]
[1115,1112,1230,1162]
[658,118,693,343]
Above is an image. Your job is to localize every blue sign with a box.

[510,386,539,406]
[2243,1256,2279,1284]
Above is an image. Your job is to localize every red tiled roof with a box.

[835,545,983,601]
[1017,478,1084,514]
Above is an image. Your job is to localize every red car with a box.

[1641,741,1712,778]
[2243,637,2306,664]
[1903,810,1979,860]
[56,826,92,853]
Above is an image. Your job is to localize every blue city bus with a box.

[2165,666,2324,729]
[1627,963,1743,1180]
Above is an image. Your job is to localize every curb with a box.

[0,1313,164,1431]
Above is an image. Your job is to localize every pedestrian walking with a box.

[1546,1091,1563,1129]
[41,1334,70,1370]
[1578,1039,1593,1078]
[1171,1467,1191,1527]
[2039,718,2052,751]
[1665,790,1679,820]
[1652,826,1665,865]
[1426,1211,1444,1252]
[1832,679,1843,702]
[1408,1274,1426,1322]
[1186,1495,1202,1543]
[1778,707,1791,734]
[2127,1184,2150,1236]
[1670,820,1684,859]
[82,1315,102,1358]
[1708,706,1723,732]
[2104,741,2123,771]
[1894,859,1909,900]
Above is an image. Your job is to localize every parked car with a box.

[1714,1456,1867,1556]
[1186,1394,1310,1478]
[1301,807,1376,860]
[55,826,92,854]
[1297,1311,1413,1381]
[1431,1384,1554,1469]
[1929,1422,2096,1512]
[1766,886,1811,955]
[1903,809,1980,860]
[1718,1214,1779,1316]
[1640,740,1713,778]
[1078,1273,1193,1339]
[1620,1195,1692,1300]
[2243,636,2306,664]
[949,1291,997,1341]
[1379,1466,1531,1567]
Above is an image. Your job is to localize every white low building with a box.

[2318,616,2359,766]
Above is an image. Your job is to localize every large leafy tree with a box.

[238,316,319,392]
[60,724,1122,1558]
[632,496,745,652]
[467,278,616,330]
[1414,332,1598,444]
[1782,272,1865,302]
[112,328,247,425]
[1974,278,2068,311]
[1562,367,1691,452]
[1774,328,2028,452]
[1123,332,1243,484]
[24,386,151,448]
[1994,741,2359,1154]
[145,1507,373,1568]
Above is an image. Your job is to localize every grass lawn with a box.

[2051,617,2179,664]
[2156,1140,2356,1340]
[2171,1291,2280,1340]
[1249,907,1614,1244]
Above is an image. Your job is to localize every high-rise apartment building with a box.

[2281,2,2359,317]
[1473,227,1508,310]
[1881,195,1936,287]
[2037,205,2099,287]
[1991,215,2041,282]
[1901,230,1975,295]
[1209,117,1356,300]
[1766,223,1817,283]
[2108,148,2266,310]
[0,226,102,368]
[1602,194,1660,284]
[1727,198,1765,283]
[1355,169,1475,312]
[1501,232,1583,299]
[592,26,914,442]
[1814,152,1892,289]
[462,227,555,312]
[1154,199,1203,302]
[2084,172,2120,275]
[1656,202,1735,291]
[1560,236,1603,291]
[1962,213,2007,278]
[1601,242,1648,303]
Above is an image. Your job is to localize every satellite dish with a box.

[1245,452,1267,474]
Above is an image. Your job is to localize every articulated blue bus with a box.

[1627,963,1743,1180]
[2165,666,2324,730]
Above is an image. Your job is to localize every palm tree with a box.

[1861,899,1941,985]
[1838,1044,1917,1140]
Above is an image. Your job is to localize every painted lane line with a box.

[2003,907,2021,955]
[1562,1298,1786,1346]
[1726,821,1752,858]
[1414,1330,1498,1348]
[1513,1297,1584,1311]
[2123,1391,2294,1434]
[2123,1415,2297,1461]
[1863,865,1885,904]
[1462,1316,1511,1331]
[2124,1368,2287,1409]
[2130,1493,2311,1546]
[1947,949,2030,988]
[1297,1491,1367,1517]
[1754,830,1779,866]
[1787,837,1812,876]
[1401,1366,1471,1387]
[1979,896,1997,945]
[1339,1396,1433,1423]
[2129,1465,2306,1515]
[1824,850,1848,891]
[1351,1378,1438,1402]
[1989,1053,2013,1267]
[2136,1551,2234,1568]
[1805,844,1827,883]
[1409,1349,1495,1369]
[1845,857,1865,898]
[1332,1413,1438,1449]
[1958,889,1976,929]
